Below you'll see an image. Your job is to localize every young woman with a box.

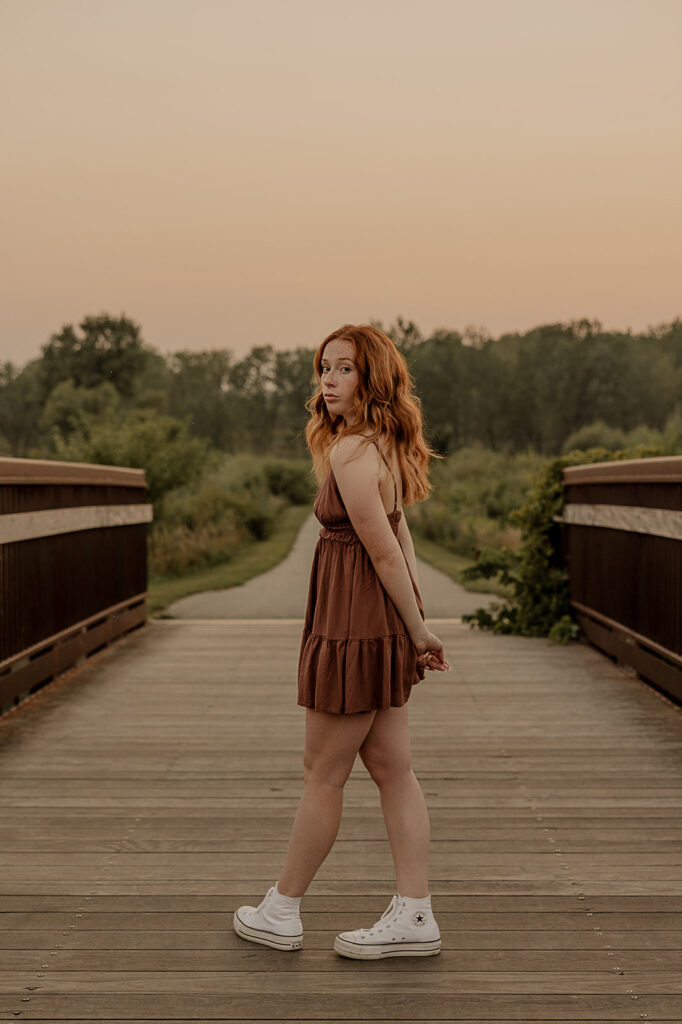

[233,324,450,959]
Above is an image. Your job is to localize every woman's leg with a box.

[358,704,431,898]
[277,707,377,897]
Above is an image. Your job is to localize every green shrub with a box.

[262,457,316,505]
[413,499,466,549]
[227,492,279,541]
[562,420,627,454]
[406,444,539,562]
[149,453,297,576]
[662,404,682,453]
[159,482,235,531]
[460,441,664,642]
[52,409,212,509]
[432,444,546,526]
[149,519,244,577]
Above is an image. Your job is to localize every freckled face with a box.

[320,340,360,421]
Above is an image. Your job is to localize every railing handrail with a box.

[563,454,682,485]
[0,456,146,488]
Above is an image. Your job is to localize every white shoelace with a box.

[256,886,276,912]
[356,895,400,935]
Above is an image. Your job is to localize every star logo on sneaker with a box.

[412,911,427,926]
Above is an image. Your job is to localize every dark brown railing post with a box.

[555,455,682,703]
[0,456,153,713]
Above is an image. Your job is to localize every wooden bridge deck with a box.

[1,618,681,1022]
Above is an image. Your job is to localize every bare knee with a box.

[302,750,354,790]
[360,748,413,790]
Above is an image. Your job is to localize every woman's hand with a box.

[414,629,450,672]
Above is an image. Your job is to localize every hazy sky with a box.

[3,0,680,365]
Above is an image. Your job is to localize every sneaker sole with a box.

[333,934,441,959]
[233,910,303,951]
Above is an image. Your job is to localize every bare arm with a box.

[396,511,420,590]
[330,437,428,646]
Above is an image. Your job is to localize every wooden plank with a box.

[4,879,682,896]
[1,621,682,1022]
[0,992,678,1020]
[2,928,681,951]
[2,837,680,854]
[3,969,682,993]
[3,851,682,869]
[3,893,682,912]
[1,948,678,970]
[5,909,678,930]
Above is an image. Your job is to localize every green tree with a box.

[166,350,235,449]
[39,380,121,444]
[52,410,213,510]
[39,313,153,399]
[227,345,280,454]
[0,359,45,456]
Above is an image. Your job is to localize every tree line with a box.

[1,312,681,462]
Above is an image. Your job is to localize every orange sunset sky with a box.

[3,0,681,365]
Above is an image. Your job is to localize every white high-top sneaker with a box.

[334,893,441,959]
[233,885,303,951]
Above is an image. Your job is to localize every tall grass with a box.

[149,453,314,578]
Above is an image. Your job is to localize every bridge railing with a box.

[556,454,682,703]
[0,457,153,713]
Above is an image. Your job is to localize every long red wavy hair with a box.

[303,324,442,505]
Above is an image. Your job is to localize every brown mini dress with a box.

[297,444,426,714]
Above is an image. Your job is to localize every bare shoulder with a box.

[329,435,380,509]
[330,434,380,472]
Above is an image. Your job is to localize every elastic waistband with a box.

[319,526,360,544]
[319,520,400,544]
